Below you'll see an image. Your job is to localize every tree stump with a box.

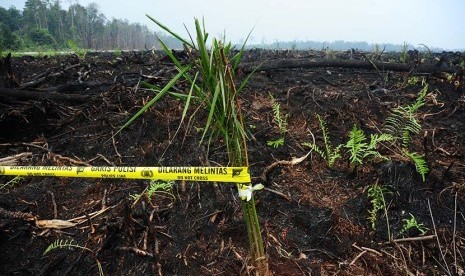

[0,53,19,88]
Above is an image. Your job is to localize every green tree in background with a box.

[0,0,183,51]
[0,23,21,50]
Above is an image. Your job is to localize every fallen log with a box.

[0,87,91,103]
[239,58,458,74]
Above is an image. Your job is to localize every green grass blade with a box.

[195,19,211,78]
[115,65,191,136]
[237,61,264,93]
[181,72,198,123]
[146,14,193,48]
[157,38,184,69]
[201,83,221,144]
[141,81,197,100]
[233,27,255,70]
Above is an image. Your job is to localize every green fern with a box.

[130,179,174,201]
[345,126,394,166]
[303,114,342,168]
[44,239,104,276]
[302,142,325,159]
[328,145,343,167]
[267,137,285,148]
[146,180,174,199]
[345,125,367,165]
[367,183,392,230]
[400,213,428,236]
[44,239,91,255]
[302,141,341,168]
[0,176,24,190]
[269,93,288,136]
[403,150,429,182]
[384,85,427,148]
[317,114,342,167]
[317,114,332,159]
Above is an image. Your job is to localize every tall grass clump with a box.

[117,17,268,275]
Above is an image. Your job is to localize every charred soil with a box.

[0,49,464,275]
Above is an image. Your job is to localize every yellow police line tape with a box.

[0,166,251,183]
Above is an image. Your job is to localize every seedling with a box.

[367,182,392,239]
[400,213,428,236]
[403,150,429,182]
[0,176,23,190]
[345,125,393,167]
[129,179,174,202]
[407,76,420,86]
[303,114,342,168]
[267,94,288,148]
[267,137,285,148]
[384,84,429,180]
[44,239,103,276]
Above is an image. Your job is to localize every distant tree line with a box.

[249,39,445,52]
[1,1,452,53]
[0,0,181,51]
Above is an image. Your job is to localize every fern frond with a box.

[401,129,411,148]
[403,150,429,182]
[370,133,395,145]
[146,180,174,199]
[270,93,287,134]
[407,84,428,113]
[367,183,392,230]
[44,239,91,255]
[403,116,421,135]
[316,114,332,156]
[328,144,342,167]
[302,142,326,160]
[267,137,285,148]
[345,125,367,165]
[384,86,427,148]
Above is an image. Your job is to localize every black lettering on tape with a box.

[76,167,85,175]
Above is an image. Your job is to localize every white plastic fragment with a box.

[238,184,264,201]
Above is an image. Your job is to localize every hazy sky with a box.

[2,0,464,50]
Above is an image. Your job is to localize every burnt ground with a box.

[0,49,464,275]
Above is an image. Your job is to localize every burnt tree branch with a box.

[0,87,91,103]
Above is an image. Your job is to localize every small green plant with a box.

[403,150,429,181]
[114,48,123,58]
[67,39,87,60]
[0,176,23,190]
[267,137,285,148]
[367,182,392,239]
[303,114,342,168]
[407,76,420,86]
[400,42,408,63]
[345,125,393,166]
[270,94,288,135]
[400,213,428,236]
[44,239,103,276]
[384,84,427,148]
[267,94,288,148]
[129,179,174,201]
[384,85,429,181]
